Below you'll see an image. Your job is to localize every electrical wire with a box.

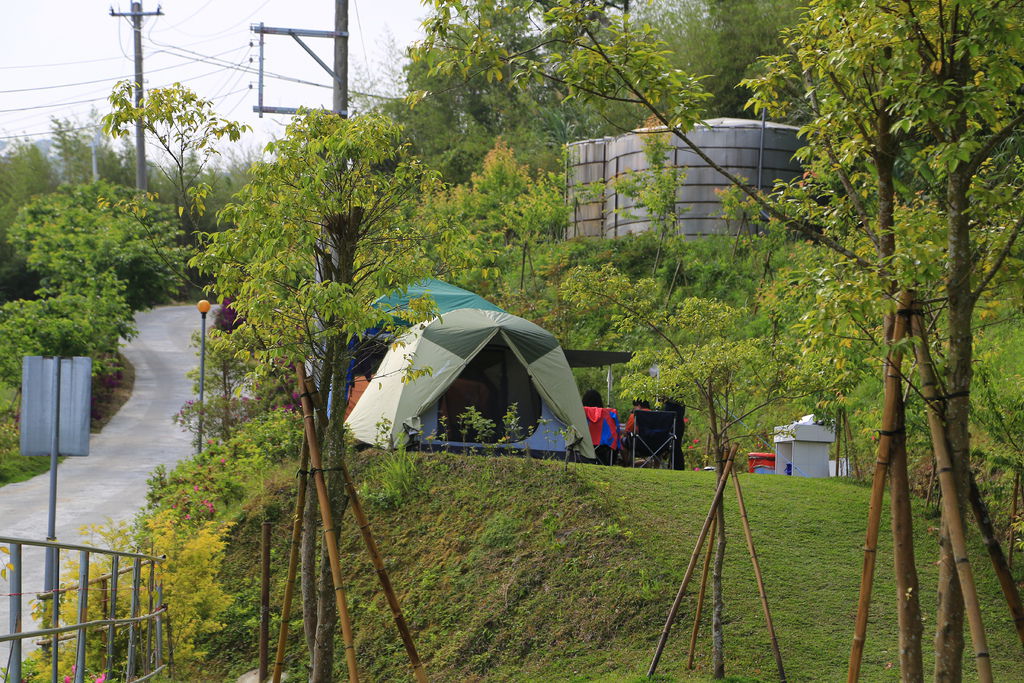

[0,48,246,95]
[0,54,126,71]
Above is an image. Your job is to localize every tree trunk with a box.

[933,169,978,681]
[310,541,337,683]
[300,475,318,658]
[934,521,965,683]
[911,306,992,682]
[889,372,923,681]
[712,449,727,679]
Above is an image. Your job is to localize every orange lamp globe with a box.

[197,299,212,314]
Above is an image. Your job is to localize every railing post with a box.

[144,560,155,676]
[126,558,142,680]
[51,545,60,683]
[106,555,120,681]
[74,550,90,683]
[8,543,22,683]
[155,584,165,670]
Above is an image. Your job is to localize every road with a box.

[0,305,200,661]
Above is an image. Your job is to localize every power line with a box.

[0,47,246,95]
[0,86,253,142]
[0,55,125,71]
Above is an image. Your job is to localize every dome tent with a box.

[346,285,595,460]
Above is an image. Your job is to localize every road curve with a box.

[0,305,200,656]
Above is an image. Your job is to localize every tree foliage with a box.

[9,181,185,311]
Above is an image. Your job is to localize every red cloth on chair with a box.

[584,406,620,450]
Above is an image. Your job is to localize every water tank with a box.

[566,118,803,239]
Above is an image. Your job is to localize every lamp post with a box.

[197,300,211,452]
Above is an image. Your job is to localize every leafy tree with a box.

[0,273,134,386]
[0,141,55,302]
[195,110,466,681]
[421,0,1024,678]
[638,0,803,120]
[104,82,250,241]
[562,262,823,675]
[9,181,185,311]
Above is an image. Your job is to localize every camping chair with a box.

[629,410,678,468]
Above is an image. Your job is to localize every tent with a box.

[346,282,596,460]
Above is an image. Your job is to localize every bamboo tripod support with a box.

[910,311,993,682]
[686,514,717,670]
[730,467,786,682]
[847,305,909,682]
[337,458,429,682]
[967,473,1024,646]
[1011,472,1020,572]
[648,445,738,677]
[296,365,360,683]
[271,437,311,683]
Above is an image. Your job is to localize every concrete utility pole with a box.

[251,0,348,117]
[334,0,348,117]
[110,1,163,191]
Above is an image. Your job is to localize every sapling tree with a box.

[562,262,824,675]
[104,82,250,239]
[195,110,465,681]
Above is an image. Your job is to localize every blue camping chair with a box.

[629,409,678,469]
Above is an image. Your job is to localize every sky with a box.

[0,0,427,149]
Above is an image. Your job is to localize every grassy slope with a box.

[212,451,1024,682]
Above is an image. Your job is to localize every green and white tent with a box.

[346,297,596,460]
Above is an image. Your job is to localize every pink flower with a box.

[693,438,700,443]
[220,458,226,464]
[194,485,200,491]
[185,514,191,519]
[95,675,107,683]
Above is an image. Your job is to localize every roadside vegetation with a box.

[4,0,1024,679]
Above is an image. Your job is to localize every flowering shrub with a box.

[149,408,302,524]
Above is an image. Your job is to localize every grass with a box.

[202,451,1024,682]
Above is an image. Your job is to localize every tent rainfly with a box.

[346,306,596,460]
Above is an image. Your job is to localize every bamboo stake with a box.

[1011,471,1020,573]
[296,364,360,683]
[272,437,311,683]
[338,458,429,682]
[648,445,738,677]
[259,521,272,682]
[730,468,786,682]
[967,471,1024,646]
[847,306,908,682]
[910,311,993,682]
[686,514,717,670]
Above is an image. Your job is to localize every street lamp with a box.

[197,299,211,452]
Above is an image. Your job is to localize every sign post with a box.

[20,356,92,590]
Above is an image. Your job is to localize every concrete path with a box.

[0,305,200,661]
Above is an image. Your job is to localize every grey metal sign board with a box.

[19,356,92,457]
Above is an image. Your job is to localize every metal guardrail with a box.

[1,536,168,683]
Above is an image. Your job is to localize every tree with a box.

[421,0,1024,678]
[8,181,185,312]
[637,0,803,120]
[104,82,249,242]
[195,110,465,681]
[562,263,822,675]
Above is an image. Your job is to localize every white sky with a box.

[0,1,427,149]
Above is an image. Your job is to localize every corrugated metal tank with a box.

[566,118,802,238]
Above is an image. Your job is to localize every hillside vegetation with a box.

[202,449,1024,682]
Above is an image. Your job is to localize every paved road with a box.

[0,305,200,660]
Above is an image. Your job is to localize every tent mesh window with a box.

[439,345,541,442]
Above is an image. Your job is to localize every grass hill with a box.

[202,449,1024,682]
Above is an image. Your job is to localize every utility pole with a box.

[334,0,348,117]
[110,2,163,191]
[251,0,348,117]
